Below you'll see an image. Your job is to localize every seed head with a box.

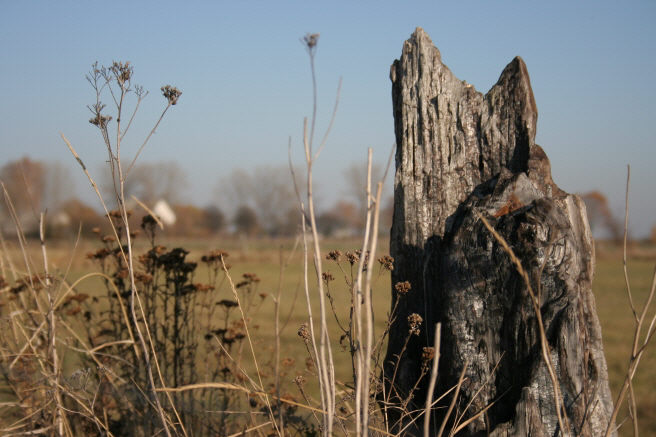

[407,313,423,336]
[89,113,112,129]
[110,61,133,86]
[242,272,260,283]
[135,272,153,285]
[298,323,311,344]
[161,85,182,105]
[422,346,435,362]
[303,33,320,50]
[326,250,342,262]
[194,283,214,292]
[345,251,359,265]
[217,299,238,308]
[201,250,229,264]
[395,281,411,295]
[305,357,314,371]
[378,255,394,271]
[293,375,306,387]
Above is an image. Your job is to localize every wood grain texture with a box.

[385,28,615,436]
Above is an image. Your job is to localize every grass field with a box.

[592,244,656,436]
[2,234,655,435]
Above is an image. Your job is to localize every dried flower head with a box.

[201,249,229,263]
[326,250,342,262]
[322,272,335,283]
[408,313,423,336]
[378,255,394,271]
[395,281,412,294]
[422,346,435,363]
[345,251,359,265]
[87,248,111,260]
[67,307,82,316]
[194,283,214,292]
[161,85,182,105]
[109,209,128,219]
[135,272,153,285]
[293,375,306,387]
[243,272,260,282]
[303,33,320,50]
[101,235,116,243]
[298,323,311,344]
[237,272,261,288]
[89,113,112,129]
[141,214,158,229]
[110,61,133,86]
[217,299,238,308]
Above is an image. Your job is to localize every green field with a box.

[3,236,655,435]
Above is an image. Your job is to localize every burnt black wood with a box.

[384,28,615,437]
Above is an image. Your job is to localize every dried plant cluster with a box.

[1,37,655,437]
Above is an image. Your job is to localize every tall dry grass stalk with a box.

[64,62,182,436]
[603,166,656,437]
[475,165,656,437]
[476,211,570,436]
[0,184,122,435]
[5,36,653,437]
[296,32,340,435]
[0,35,475,437]
[423,323,441,437]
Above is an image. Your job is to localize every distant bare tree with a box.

[0,157,46,222]
[218,165,298,236]
[44,161,76,211]
[101,161,188,206]
[342,161,382,216]
[341,161,390,232]
[581,191,622,241]
[203,205,226,234]
[316,200,360,236]
[1,157,82,236]
[233,204,260,236]
[50,198,104,238]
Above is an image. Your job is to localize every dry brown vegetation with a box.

[1,36,656,437]
[1,235,655,436]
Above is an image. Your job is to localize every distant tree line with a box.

[22,156,650,242]
[0,157,392,238]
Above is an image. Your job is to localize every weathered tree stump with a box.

[384,28,615,436]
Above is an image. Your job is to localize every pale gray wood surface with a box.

[385,28,615,436]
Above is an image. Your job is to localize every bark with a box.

[385,27,615,436]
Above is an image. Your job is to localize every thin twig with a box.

[436,359,469,437]
[423,323,441,437]
[476,211,570,436]
[220,256,281,435]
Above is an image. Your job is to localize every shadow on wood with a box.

[384,27,615,437]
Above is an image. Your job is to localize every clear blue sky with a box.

[1,1,655,236]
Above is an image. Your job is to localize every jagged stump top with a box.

[391,27,544,246]
[385,27,615,437]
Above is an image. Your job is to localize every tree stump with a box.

[384,27,616,436]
